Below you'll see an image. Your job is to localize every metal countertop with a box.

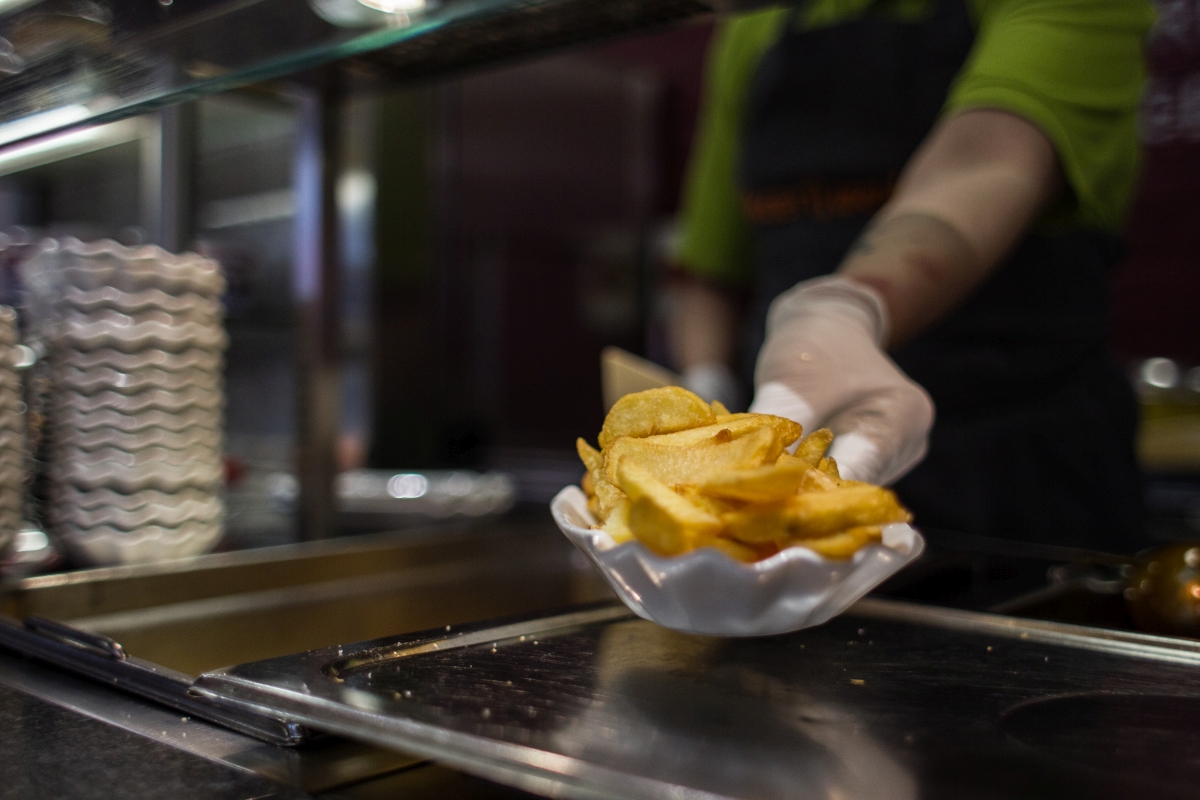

[196,598,1200,800]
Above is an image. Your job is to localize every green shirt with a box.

[675,0,1154,284]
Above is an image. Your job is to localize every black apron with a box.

[738,0,1145,552]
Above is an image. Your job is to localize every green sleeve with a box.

[674,11,788,284]
[950,0,1154,231]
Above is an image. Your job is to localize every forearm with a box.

[669,276,739,371]
[838,109,1064,347]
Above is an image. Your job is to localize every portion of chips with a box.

[578,387,911,562]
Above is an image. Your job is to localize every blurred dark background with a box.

[0,6,1196,545]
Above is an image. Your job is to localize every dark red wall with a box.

[1111,1,1200,363]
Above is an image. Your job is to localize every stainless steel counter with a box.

[0,520,610,797]
[4,523,1198,798]
[0,647,537,798]
[1,520,612,675]
[196,598,1200,800]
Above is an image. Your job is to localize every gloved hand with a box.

[749,275,934,485]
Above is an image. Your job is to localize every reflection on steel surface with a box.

[0,647,421,793]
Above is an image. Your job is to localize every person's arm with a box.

[668,276,743,409]
[670,277,739,372]
[838,108,1063,348]
[752,108,1063,482]
[750,0,1149,485]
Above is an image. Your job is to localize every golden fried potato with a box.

[593,477,627,522]
[618,460,722,556]
[817,456,840,479]
[715,413,804,449]
[604,425,782,488]
[699,461,809,503]
[708,536,775,563]
[721,485,909,543]
[636,423,735,449]
[797,467,840,492]
[795,428,834,466]
[577,438,603,476]
[602,498,634,543]
[787,489,907,537]
[781,485,908,537]
[718,504,791,544]
[676,485,742,517]
[796,526,882,559]
[599,387,716,449]
[711,399,730,416]
[637,414,801,452]
[581,471,595,497]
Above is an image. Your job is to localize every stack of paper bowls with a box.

[25,238,227,565]
[0,306,23,554]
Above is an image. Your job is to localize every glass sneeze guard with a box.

[0,0,710,149]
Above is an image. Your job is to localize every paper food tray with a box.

[551,485,924,636]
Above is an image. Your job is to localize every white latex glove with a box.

[750,276,934,485]
[681,362,742,412]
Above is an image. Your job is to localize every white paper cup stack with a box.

[0,306,23,553]
[25,238,227,565]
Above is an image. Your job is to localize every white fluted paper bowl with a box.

[551,485,925,637]
[57,520,223,566]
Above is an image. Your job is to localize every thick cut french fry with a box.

[699,461,809,503]
[711,399,730,416]
[714,413,804,449]
[676,485,742,517]
[797,467,840,492]
[593,477,626,522]
[795,428,834,466]
[794,526,882,559]
[818,456,840,479]
[577,438,603,476]
[721,485,909,543]
[719,504,790,544]
[708,536,774,563]
[577,437,603,509]
[781,485,907,537]
[605,425,782,488]
[642,414,800,450]
[636,421,745,448]
[602,498,634,543]
[599,387,715,449]
[618,460,722,555]
[776,451,805,468]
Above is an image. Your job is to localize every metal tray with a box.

[0,614,309,745]
[194,597,1200,800]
